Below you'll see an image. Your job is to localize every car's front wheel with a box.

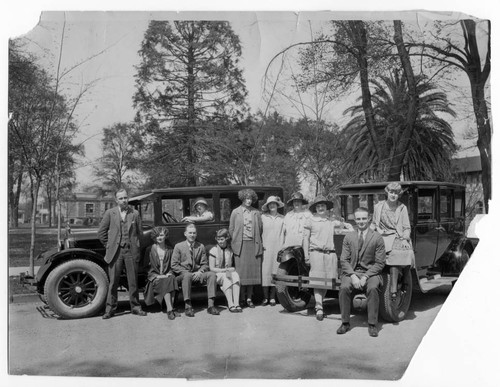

[44,259,109,319]
[379,266,413,322]
[275,259,311,312]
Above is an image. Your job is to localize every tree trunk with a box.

[46,183,53,227]
[346,21,384,176]
[29,175,41,277]
[388,20,419,180]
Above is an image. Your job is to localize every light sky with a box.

[13,10,484,187]
[2,2,500,387]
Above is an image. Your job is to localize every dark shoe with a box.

[235,305,243,313]
[337,323,350,334]
[207,306,220,315]
[229,306,238,313]
[131,309,147,317]
[102,311,114,320]
[269,299,276,307]
[167,310,175,320]
[173,309,182,317]
[315,309,324,321]
[247,299,255,308]
[185,307,195,317]
[368,324,379,337]
[261,298,268,306]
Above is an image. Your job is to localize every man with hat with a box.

[337,207,386,337]
[303,195,353,321]
[282,192,311,249]
[181,197,214,223]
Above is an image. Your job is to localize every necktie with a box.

[358,231,364,252]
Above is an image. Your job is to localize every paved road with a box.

[8,286,452,380]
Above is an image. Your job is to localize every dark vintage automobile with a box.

[274,181,476,323]
[23,185,283,319]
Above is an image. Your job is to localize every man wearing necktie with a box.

[337,207,386,337]
[98,188,147,319]
[171,224,219,317]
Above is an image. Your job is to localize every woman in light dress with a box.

[260,196,285,306]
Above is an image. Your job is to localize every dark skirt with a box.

[234,240,262,286]
[144,275,178,306]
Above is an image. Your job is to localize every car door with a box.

[436,186,456,265]
[414,187,439,270]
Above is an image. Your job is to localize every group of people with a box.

[98,183,413,338]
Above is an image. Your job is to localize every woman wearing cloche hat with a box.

[260,196,285,306]
[281,192,311,249]
[303,195,353,321]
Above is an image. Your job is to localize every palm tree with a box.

[343,69,457,181]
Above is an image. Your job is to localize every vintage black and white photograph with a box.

[5,1,498,385]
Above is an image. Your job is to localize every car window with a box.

[417,189,436,222]
[140,201,154,227]
[455,195,464,218]
[440,188,454,221]
[161,198,184,223]
[220,198,232,221]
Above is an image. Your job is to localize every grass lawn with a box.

[8,231,59,267]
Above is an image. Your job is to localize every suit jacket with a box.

[97,205,143,264]
[340,227,386,278]
[171,240,209,274]
[228,205,263,256]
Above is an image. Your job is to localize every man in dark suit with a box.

[337,207,386,337]
[171,224,219,317]
[98,188,147,319]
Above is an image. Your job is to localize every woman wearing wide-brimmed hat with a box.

[260,195,285,306]
[281,192,311,249]
[181,197,214,223]
[229,188,263,308]
[303,195,353,321]
[371,182,414,300]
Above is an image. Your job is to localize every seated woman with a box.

[208,228,242,313]
[181,197,214,223]
[144,226,179,320]
[371,182,414,300]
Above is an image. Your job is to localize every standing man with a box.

[98,188,147,319]
[171,224,220,317]
[337,207,386,337]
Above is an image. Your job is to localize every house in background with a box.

[60,192,115,226]
[452,155,485,220]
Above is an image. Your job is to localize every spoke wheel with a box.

[44,259,109,319]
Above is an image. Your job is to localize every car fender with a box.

[35,248,107,288]
[436,235,474,274]
[276,245,309,275]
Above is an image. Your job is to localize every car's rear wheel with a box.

[379,266,413,322]
[44,259,109,319]
[275,259,311,312]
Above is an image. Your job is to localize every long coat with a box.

[97,205,143,264]
[228,205,263,256]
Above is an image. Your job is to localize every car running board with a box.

[417,274,458,293]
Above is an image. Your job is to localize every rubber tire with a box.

[275,259,311,312]
[44,259,109,319]
[379,267,413,322]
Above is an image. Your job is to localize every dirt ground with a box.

[9,287,451,380]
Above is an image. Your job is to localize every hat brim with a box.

[309,201,334,212]
[194,201,208,207]
[287,198,308,205]
[262,201,285,212]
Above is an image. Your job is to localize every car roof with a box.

[339,181,465,193]
[130,185,283,201]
